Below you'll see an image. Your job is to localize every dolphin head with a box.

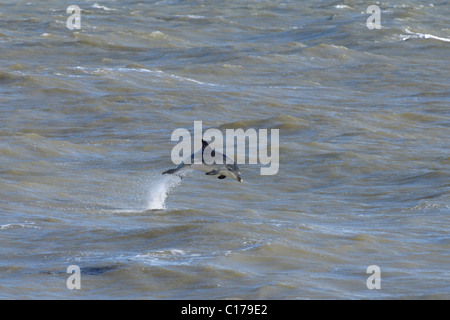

[223,163,243,182]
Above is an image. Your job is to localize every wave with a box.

[401,28,450,43]
[0,70,22,84]
[92,3,117,11]
[218,114,311,132]
[0,222,39,230]
[73,65,218,86]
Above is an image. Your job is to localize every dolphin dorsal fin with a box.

[202,139,215,157]
[201,139,209,150]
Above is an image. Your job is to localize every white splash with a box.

[92,3,117,11]
[0,222,39,230]
[146,175,182,210]
[402,28,450,42]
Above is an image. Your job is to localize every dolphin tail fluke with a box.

[162,168,178,175]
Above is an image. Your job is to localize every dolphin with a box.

[163,139,243,182]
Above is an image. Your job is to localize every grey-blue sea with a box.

[0,0,449,299]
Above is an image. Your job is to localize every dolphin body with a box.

[163,140,243,182]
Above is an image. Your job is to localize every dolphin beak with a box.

[238,178,243,182]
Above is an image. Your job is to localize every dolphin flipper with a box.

[218,175,226,179]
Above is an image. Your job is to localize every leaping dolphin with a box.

[163,140,243,182]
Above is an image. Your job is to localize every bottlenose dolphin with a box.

[163,140,243,182]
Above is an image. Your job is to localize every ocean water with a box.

[0,0,449,299]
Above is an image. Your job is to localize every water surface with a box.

[0,0,449,299]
